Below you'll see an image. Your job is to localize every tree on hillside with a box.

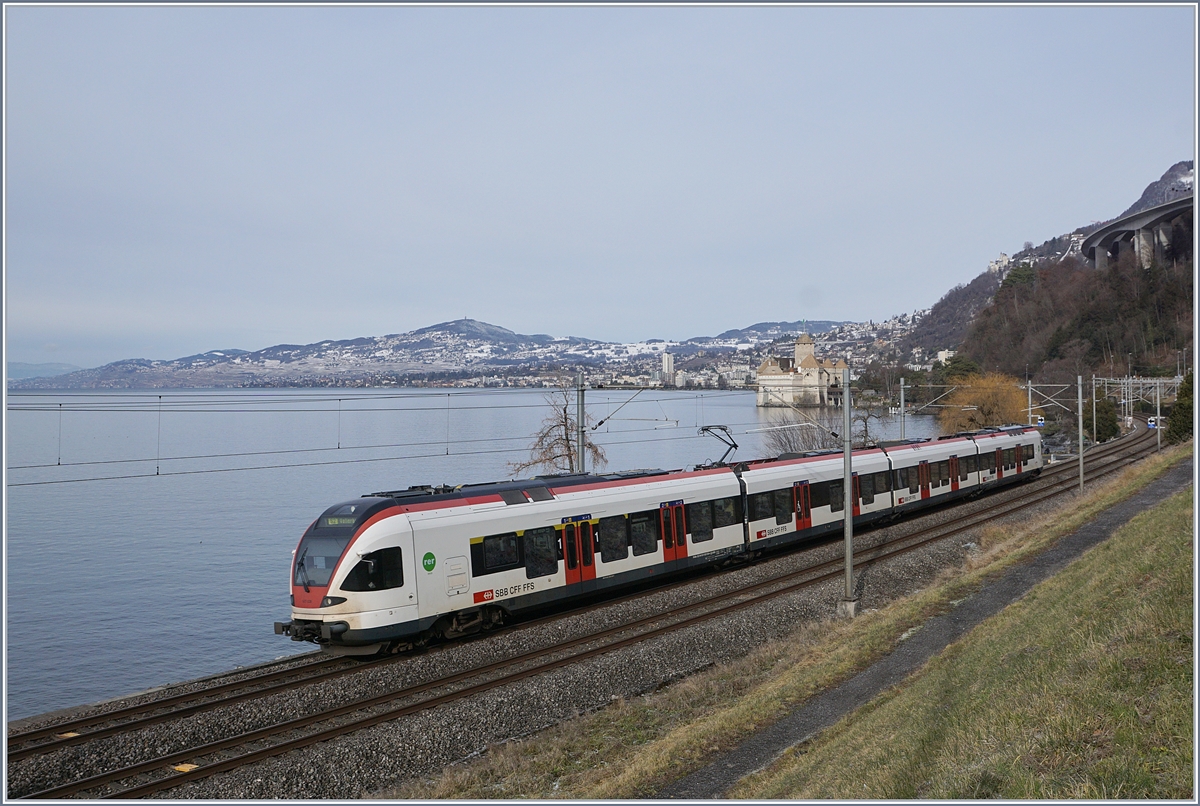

[936,373,1034,432]
[933,354,982,382]
[1165,371,1193,444]
[509,380,607,475]
[1084,397,1120,442]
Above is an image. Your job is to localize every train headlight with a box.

[320,596,347,608]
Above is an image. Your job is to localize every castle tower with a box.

[793,333,815,366]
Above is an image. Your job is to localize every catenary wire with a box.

[6,423,777,487]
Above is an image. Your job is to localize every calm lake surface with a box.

[5,387,941,720]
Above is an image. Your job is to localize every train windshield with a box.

[294,535,352,588]
[293,499,392,588]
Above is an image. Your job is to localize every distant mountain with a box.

[697,320,846,343]
[6,362,84,380]
[1119,160,1194,218]
[7,316,859,390]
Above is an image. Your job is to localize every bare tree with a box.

[851,401,889,447]
[509,380,607,475]
[759,409,841,456]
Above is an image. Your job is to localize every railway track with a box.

[9,423,1160,799]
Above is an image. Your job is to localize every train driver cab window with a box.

[340,547,404,592]
[597,516,630,563]
[687,501,714,542]
[294,536,351,588]
[524,527,558,579]
[630,511,659,556]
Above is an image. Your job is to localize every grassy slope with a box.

[733,486,1193,799]
[381,445,1193,799]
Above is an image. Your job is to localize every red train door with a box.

[949,456,960,491]
[919,461,931,499]
[562,522,596,586]
[995,448,1004,480]
[660,502,688,562]
[1016,445,1023,473]
[794,481,812,530]
[851,474,861,517]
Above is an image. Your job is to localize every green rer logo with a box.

[422,552,436,572]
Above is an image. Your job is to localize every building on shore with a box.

[755,334,848,407]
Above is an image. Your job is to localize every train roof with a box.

[364,467,690,507]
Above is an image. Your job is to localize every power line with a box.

[6,420,768,487]
[8,416,767,472]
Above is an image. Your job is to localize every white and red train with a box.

[275,425,1042,654]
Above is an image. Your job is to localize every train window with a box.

[809,481,830,510]
[1023,444,1034,461]
[773,489,793,525]
[985,452,996,472]
[630,511,659,556]
[712,496,741,528]
[687,501,714,542]
[1003,449,1015,470]
[483,532,520,572]
[294,536,351,587]
[340,547,404,592]
[597,516,629,563]
[830,480,844,512]
[524,527,558,578]
[873,471,891,493]
[857,474,871,505]
[958,458,968,481]
[524,487,554,502]
[749,492,773,522]
[937,461,950,487]
[965,455,978,475]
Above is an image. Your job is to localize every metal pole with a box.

[1077,376,1085,495]
[1092,375,1096,444]
[1027,378,1032,425]
[838,367,857,618]
[899,377,905,440]
[1156,379,1161,452]
[577,372,586,474]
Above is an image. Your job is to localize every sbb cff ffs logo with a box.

[473,590,494,604]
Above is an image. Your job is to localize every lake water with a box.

[4,387,941,720]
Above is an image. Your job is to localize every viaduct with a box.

[1081,195,1193,270]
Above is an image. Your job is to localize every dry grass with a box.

[732,486,1194,799]
[378,443,1192,799]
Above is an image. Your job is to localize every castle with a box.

[755,334,848,407]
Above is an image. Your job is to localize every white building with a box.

[755,334,848,407]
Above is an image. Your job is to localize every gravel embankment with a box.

[8,466,1103,800]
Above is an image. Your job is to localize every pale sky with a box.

[4,4,1196,369]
